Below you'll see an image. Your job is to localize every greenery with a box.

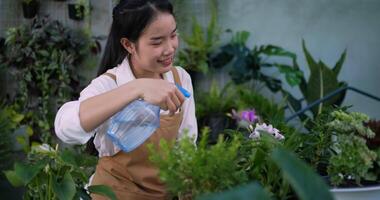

[283,40,347,120]
[197,148,334,200]
[211,30,303,92]
[149,128,248,199]
[0,104,21,173]
[3,144,116,200]
[176,0,220,74]
[74,0,91,20]
[326,110,377,186]
[300,108,379,187]
[149,127,333,199]
[0,17,96,144]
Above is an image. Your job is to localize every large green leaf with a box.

[196,182,271,200]
[88,185,118,200]
[306,61,339,115]
[332,49,346,76]
[4,160,48,187]
[53,172,76,200]
[271,148,334,200]
[302,41,346,116]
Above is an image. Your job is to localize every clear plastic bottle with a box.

[107,84,190,152]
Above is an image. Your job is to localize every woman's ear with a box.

[120,38,135,55]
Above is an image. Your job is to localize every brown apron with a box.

[90,67,184,200]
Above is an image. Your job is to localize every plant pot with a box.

[330,185,380,200]
[22,1,39,19]
[68,4,84,21]
[207,115,229,144]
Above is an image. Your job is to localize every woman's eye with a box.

[171,33,178,38]
[152,42,162,46]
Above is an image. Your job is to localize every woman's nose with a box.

[163,40,177,55]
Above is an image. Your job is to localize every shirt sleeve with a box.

[176,67,198,143]
[54,75,116,144]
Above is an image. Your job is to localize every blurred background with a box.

[0,0,379,199]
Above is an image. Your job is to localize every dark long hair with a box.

[97,0,174,76]
[87,0,174,156]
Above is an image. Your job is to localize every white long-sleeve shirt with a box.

[54,58,198,157]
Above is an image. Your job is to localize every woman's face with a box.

[128,12,178,78]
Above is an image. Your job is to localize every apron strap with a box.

[170,67,182,87]
[103,72,117,83]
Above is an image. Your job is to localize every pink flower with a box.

[230,109,258,123]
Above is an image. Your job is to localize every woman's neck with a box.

[128,56,162,79]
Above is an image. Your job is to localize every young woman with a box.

[54,0,197,199]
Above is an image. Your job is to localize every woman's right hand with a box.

[132,78,186,115]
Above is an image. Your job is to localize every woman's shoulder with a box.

[174,66,191,81]
[80,67,118,97]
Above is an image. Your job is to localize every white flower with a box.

[32,143,55,153]
[250,123,285,140]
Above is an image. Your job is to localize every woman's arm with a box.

[79,78,185,132]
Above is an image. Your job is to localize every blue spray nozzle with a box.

[176,84,191,98]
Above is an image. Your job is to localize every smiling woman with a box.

[54,0,198,199]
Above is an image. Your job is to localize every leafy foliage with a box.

[0,17,96,144]
[176,0,221,74]
[3,144,116,200]
[284,40,347,120]
[149,128,248,198]
[211,31,303,91]
[326,110,377,186]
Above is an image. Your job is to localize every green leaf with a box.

[88,185,118,200]
[3,170,24,187]
[306,61,339,115]
[53,172,76,200]
[302,39,318,72]
[332,49,346,76]
[271,148,334,200]
[60,149,78,166]
[196,182,271,200]
[4,160,48,187]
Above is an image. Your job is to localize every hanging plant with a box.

[21,0,39,19]
[68,0,90,21]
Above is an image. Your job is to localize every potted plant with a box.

[175,0,220,87]
[68,0,90,21]
[301,108,380,200]
[149,123,332,199]
[195,81,237,143]
[21,0,39,19]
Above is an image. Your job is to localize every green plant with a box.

[326,110,377,186]
[301,108,379,187]
[283,40,347,120]
[234,85,286,123]
[75,0,90,19]
[0,17,96,144]
[0,104,18,173]
[176,0,221,74]
[197,149,335,200]
[196,81,236,120]
[149,128,248,198]
[211,30,303,92]
[4,144,116,200]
